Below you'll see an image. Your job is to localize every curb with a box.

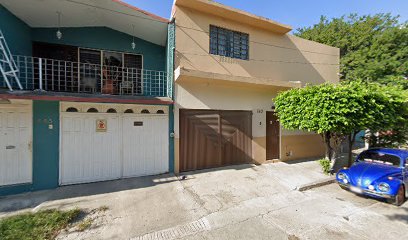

[296,177,336,191]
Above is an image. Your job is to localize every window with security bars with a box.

[209,25,249,60]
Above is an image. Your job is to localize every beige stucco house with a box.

[172,0,340,173]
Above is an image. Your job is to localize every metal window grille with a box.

[209,25,249,60]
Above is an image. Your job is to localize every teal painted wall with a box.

[31,27,166,71]
[0,5,32,89]
[0,5,32,55]
[0,184,32,196]
[32,101,60,190]
[0,100,59,196]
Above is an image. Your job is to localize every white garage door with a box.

[0,100,32,186]
[60,103,169,185]
[122,115,169,178]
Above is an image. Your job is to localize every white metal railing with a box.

[0,55,169,97]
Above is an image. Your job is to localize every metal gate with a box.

[180,109,252,172]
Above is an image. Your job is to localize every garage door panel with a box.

[180,111,221,172]
[180,110,252,172]
[61,106,169,185]
[122,115,169,178]
[61,114,122,185]
[221,112,252,165]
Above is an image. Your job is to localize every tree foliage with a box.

[274,82,407,168]
[295,14,408,83]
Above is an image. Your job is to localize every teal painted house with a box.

[0,1,175,196]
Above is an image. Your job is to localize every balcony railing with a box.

[1,55,169,97]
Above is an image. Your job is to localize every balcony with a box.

[1,55,170,98]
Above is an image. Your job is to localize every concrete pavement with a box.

[0,160,407,240]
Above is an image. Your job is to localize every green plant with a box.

[0,208,81,240]
[97,206,109,212]
[319,159,332,175]
[295,14,407,83]
[77,218,93,232]
[274,81,407,168]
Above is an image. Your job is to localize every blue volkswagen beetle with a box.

[336,148,408,206]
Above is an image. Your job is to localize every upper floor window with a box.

[209,25,249,60]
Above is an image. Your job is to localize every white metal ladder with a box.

[0,30,23,91]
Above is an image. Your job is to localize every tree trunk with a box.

[347,131,358,167]
[330,137,343,173]
[331,148,339,172]
[323,132,332,161]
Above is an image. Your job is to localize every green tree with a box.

[274,82,407,169]
[295,14,408,83]
[363,83,408,149]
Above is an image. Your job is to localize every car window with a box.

[357,152,401,167]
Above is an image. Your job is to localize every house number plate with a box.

[134,121,143,126]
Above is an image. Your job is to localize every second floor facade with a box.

[172,0,340,88]
[0,0,174,99]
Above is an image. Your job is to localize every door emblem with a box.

[96,119,107,132]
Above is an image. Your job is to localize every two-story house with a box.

[0,0,340,196]
[171,0,340,172]
[0,0,175,195]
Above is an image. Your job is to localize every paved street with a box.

[0,160,407,240]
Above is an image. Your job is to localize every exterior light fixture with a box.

[56,11,62,40]
[131,25,136,49]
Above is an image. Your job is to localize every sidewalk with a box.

[260,159,333,190]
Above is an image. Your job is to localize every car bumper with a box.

[338,182,394,199]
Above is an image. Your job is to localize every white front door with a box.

[0,101,32,186]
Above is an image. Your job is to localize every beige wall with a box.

[172,4,337,172]
[174,80,287,138]
[281,134,326,161]
[174,5,340,86]
[173,80,325,172]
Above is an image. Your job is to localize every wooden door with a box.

[180,109,252,172]
[266,111,280,160]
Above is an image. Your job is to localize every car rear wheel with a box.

[392,185,406,206]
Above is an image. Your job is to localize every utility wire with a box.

[176,24,339,57]
[63,0,167,24]
[177,51,339,66]
[63,0,339,62]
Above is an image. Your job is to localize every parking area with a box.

[0,160,407,240]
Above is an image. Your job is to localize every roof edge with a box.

[112,0,169,23]
[174,0,292,34]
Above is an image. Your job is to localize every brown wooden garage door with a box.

[180,109,252,172]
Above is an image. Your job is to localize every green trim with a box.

[166,22,175,98]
